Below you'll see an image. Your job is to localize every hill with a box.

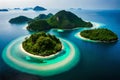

[33,6,46,11]
[9,16,32,24]
[27,20,51,32]
[47,10,93,29]
[27,10,93,31]
[22,32,62,56]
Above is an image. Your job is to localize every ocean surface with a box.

[0,9,120,80]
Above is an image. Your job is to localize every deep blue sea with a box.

[0,9,120,80]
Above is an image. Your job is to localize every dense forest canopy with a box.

[27,20,51,32]
[9,16,32,24]
[22,32,62,56]
[80,28,118,42]
[47,10,93,29]
[27,10,93,32]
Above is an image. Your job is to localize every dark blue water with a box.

[0,9,120,80]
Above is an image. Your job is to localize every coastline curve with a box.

[2,36,80,76]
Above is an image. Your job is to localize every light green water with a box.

[2,36,80,76]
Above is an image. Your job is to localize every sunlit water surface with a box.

[0,9,120,80]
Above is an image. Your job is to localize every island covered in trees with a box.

[9,16,32,24]
[23,7,33,11]
[22,32,62,56]
[80,28,118,42]
[27,10,93,32]
[0,9,8,12]
[9,10,92,30]
[33,6,47,11]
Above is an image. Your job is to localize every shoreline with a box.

[25,22,99,32]
[20,42,64,60]
[76,32,99,42]
[75,22,118,43]
[76,32,118,43]
[53,22,101,32]
[90,22,102,29]
[22,24,28,30]
[75,22,101,42]
[2,36,80,76]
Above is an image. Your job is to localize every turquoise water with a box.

[0,9,120,80]
[2,36,80,76]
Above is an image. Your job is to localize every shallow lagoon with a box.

[2,36,80,76]
[0,9,120,80]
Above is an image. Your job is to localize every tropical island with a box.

[27,10,93,32]
[33,6,47,11]
[9,16,32,24]
[80,28,118,42]
[22,32,62,56]
[14,8,21,10]
[0,9,8,12]
[23,7,33,11]
[47,10,92,29]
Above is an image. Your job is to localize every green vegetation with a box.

[22,32,62,56]
[33,6,46,11]
[27,13,53,32]
[27,20,51,32]
[27,10,93,32]
[9,16,32,24]
[80,28,118,42]
[47,10,93,29]
[34,13,53,20]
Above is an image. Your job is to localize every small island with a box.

[14,8,21,10]
[22,32,62,56]
[9,16,32,24]
[27,10,93,32]
[23,7,33,11]
[80,28,118,42]
[33,6,47,11]
[0,9,8,12]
